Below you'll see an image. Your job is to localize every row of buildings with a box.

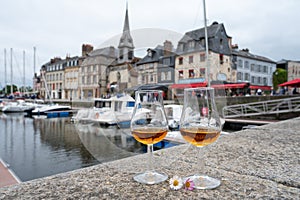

[32,6,299,100]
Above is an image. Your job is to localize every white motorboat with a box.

[164,104,183,130]
[31,104,71,115]
[73,94,135,126]
[2,100,36,113]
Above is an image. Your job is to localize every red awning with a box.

[211,83,248,89]
[278,79,300,87]
[170,82,207,89]
[249,85,271,90]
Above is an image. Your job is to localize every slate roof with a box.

[178,22,230,43]
[232,49,276,63]
[88,46,117,58]
[136,46,164,65]
[176,22,232,55]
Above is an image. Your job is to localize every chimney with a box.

[82,44,94,57]
[163,40,173,56]
[242,48,249,53]
[231,44,239,49]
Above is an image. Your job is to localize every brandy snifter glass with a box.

[179,87,222,189]
[130,90,168,184]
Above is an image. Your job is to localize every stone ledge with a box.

[1,118,299,199]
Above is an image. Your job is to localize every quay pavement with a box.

[0,117,299,199]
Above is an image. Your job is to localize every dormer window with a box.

[147,50,152,57]
[188,41,195,49]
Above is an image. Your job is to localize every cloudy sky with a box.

[0,0,299,87]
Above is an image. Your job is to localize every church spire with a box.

[118,2,134,63]
[123,1,130,32]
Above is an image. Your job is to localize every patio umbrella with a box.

[278,79,300,87]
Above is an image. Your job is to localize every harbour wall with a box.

[0,117,299,199]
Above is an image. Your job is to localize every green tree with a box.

[2,84,18,95]
[273,68,287,90]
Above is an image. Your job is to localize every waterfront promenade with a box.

[0,117,299,199]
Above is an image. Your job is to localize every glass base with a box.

[133,171,168,184]
[184,175,220,189]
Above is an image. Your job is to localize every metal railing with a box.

[222,97,300,118]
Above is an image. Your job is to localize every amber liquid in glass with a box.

[180,127,220,147]
[132,127,168,145]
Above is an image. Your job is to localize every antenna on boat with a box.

[203,0,210,87]
[4,48,7,94]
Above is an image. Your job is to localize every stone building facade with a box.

[64,56,84,100]
[80,46,117,99]
[277,59,300,81]
[232,48,276,89]
[172,22,233,97]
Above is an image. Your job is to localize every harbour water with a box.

[0,113,145,182]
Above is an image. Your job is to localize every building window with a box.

[128,51,133,60]
[263,65,268,73]
[163,58,170,65]
[87,75,91,84]
[251,64,255,71]
[258,65,261,72]
[167,71,171,80]
[150,74,154,82]
[258,77,262,84]
[263,77,268,85]
[189,69,195,78]
[149,63,154,69]
[119,50,123,60]
[237,72,242,81]
[117,72,121,81]
[220,39,223,49]
[238,60,243,68]
[161,72,165,81]
[189,56,193,64]
[179,70,183,79]
[244,61,249,69]
[200,53,205,62]
[188,41,195,49]
[219,54,224,64]
[200,68,205,76]
[244,73,250,81]
[179,57,183,65]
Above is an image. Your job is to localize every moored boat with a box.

[31,104,71,115]
[72,94,135,126]
[2,100,36,113]
[164,104,183,130]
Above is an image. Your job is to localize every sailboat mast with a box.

[23,50,26,93]
[203,0,210,87]
[10,48,13,95]
[33,46,36,75]
[33,46,36,93]
[4,49,7,94]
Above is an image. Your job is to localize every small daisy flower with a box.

[184,178,195,191]
[169,175,183,190]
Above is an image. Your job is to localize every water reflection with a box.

[75,124,144,163]
[0,113,143,182]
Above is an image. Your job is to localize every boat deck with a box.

[0,159,20,188]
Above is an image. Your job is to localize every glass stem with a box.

[147,144,154,172]
[197,147,204,176]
